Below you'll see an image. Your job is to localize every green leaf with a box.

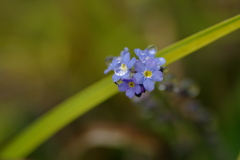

[0,14,240,159]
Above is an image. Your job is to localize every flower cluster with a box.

[104,46,166,98]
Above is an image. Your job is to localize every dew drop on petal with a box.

[147,45,157,55]
[114,63,128,76]
[158,57,166,65]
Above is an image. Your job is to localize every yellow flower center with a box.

[143,70,153,78]
[128,82,135,88]
[120,63,128,71]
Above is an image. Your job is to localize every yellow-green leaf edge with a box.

[0,14,240,159]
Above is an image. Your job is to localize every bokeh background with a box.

[0,0,240,160]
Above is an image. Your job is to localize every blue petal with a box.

[122,72,130,79]
[122,52,130,64]
[145,59,158,71]
[139,55,149,63]
[104,68,111,74]
[104,61,118,74]
[134,49,141,56]
[132,77,137,84]
[135,49,147,59]
[134,60,145,72]
[147,53,155,58]
[122,78,132,83]
[111,60,120,66]
[134,85,141,94]
[118,83,129,92]
[152,71,163,82]
[126,88,135,98]
[127,57,136,68]
[120,51,125,58]
[112,74,121,82]
[143,79,154,91]
[133,73,144,84]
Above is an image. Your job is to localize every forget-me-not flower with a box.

[118,78,141,98]
[133,58,163,91]
[112,52,136,82]
[104,48,129,74]
[104,48,136,82]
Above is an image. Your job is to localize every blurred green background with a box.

[0,0,240,160]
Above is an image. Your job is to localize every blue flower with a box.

[118,78,141,98]
[104,48,129,74]
[104,59,119,74]
[133,58,163,91]
[104,48,136,82]
[112,52,136,82]
[104,45,166,98]
[134,47,166,66]
[134,48,149,63]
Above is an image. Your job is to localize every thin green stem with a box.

[156,14,240,65]
[0,14,240,159]
[0,76,118,158]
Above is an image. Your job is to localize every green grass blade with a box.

[0,76,118,158]
[156,14,240,65]
[0,14,240,159]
